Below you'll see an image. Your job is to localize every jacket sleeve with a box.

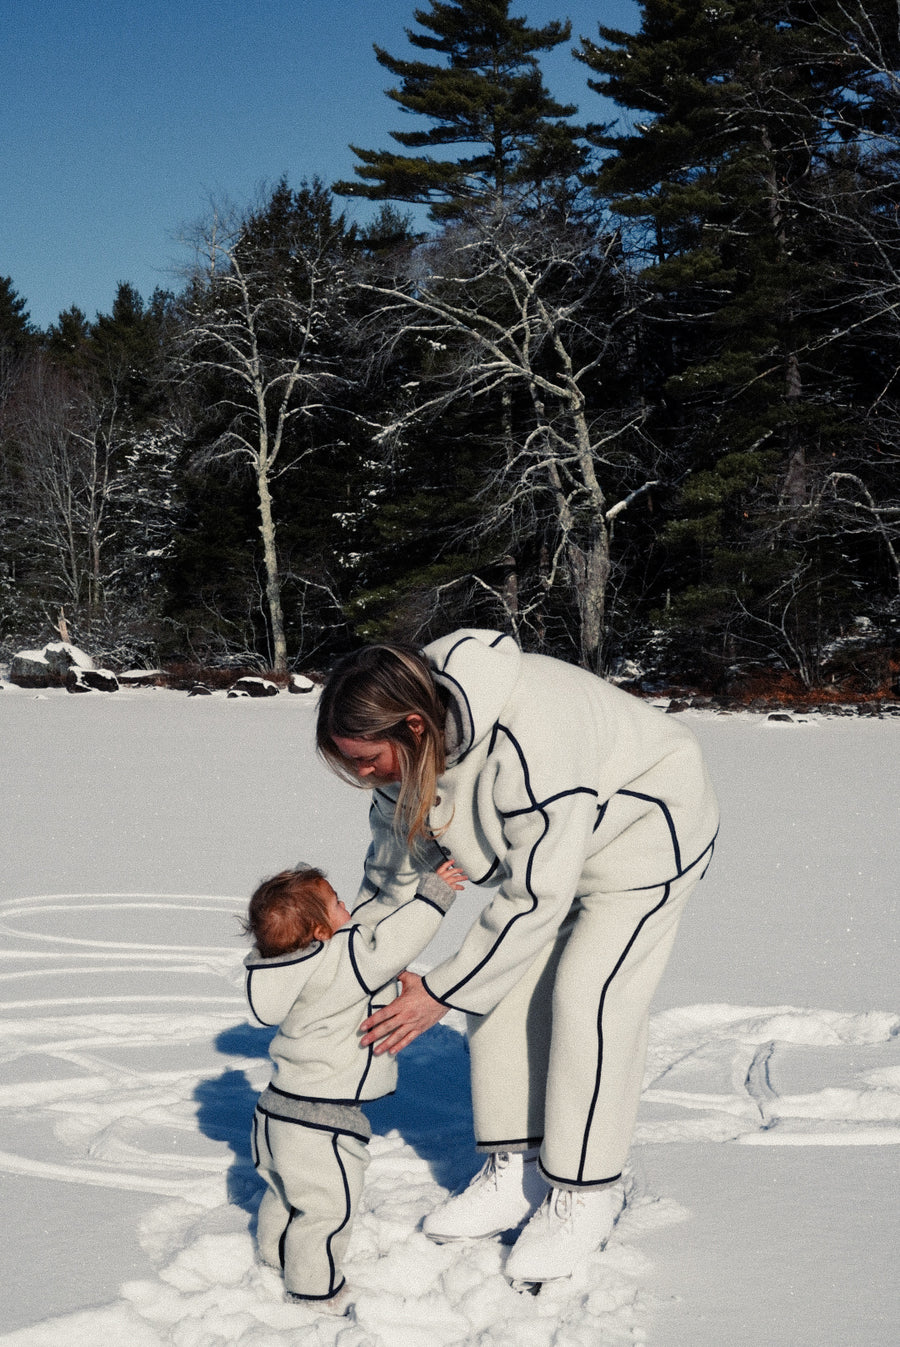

[244,944,324,1026]
[422,778,600,1016]
[353,788,449,922]
[346,874,456,995]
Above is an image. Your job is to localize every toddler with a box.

[243,856,464,1313]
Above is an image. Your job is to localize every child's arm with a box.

[345,860,466,994]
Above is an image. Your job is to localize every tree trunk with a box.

[500,553,518,623]
[781,351,806,509]
[256,468,288,672]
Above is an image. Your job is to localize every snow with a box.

[0,684,897,1345]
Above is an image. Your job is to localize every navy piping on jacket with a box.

[265,1080,361,1109]
[433,668,475,759]
[245,942,323,1026]
[422,720,716,1011]
[617,788,681,873]
[431,631,515,764]
[345,896,446,996]
[356,989,378,1099]
[255,1103,371,1146]
[424,724,547,1003]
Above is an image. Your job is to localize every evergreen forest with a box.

[2,0,899,696]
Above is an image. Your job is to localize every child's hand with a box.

[436,858,468,890]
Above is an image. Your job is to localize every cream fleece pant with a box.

[466,867,700,1187]
[251,1112,369,1299]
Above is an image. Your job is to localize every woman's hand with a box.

[436,858,468,890]
[360,971,448,1054]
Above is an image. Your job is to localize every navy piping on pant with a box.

[577,880,673,1185]
[322,1132,353,1299]
[262,1124,353,1300]
[540,1163,623,1188]
[475,1134,543,1151]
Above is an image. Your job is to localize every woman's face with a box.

[331,716,423,786]
[332,734,403,784]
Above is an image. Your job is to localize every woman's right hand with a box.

[360,971,448,1053]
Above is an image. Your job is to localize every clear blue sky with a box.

[2,0,639,330]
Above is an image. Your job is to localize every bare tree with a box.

[178,184,352,671]
[356,203,653,670]
[4,353,121,632]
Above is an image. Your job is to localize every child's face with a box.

[318,883,351,937]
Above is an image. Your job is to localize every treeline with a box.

[2,0,899,692]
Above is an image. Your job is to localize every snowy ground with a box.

[0,682,897,1345]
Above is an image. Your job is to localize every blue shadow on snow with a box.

[194,1020,480,1221]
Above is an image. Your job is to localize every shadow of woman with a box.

[195,1018,480,1225]
[362,1022,481,1194]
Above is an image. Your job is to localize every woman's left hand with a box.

[360,971,448,1054]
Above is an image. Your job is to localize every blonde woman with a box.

[316,629,719,1284]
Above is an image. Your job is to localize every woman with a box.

[316,629,718,1283]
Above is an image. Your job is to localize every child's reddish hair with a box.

[242,867,333,958]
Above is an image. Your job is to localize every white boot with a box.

[504,1183,624,1283]
[422,1151,548,1243]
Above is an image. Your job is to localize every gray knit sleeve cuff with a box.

[416,871,456,912]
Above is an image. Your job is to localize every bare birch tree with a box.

[356,203,652,670]
[5,354,121,631]
[178,182,352,671]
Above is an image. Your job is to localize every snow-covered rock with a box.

[288,673,316,694]
[10,642,95,687]
[229,677,279,698]
[119,669,163,687]
[66,668,119,694]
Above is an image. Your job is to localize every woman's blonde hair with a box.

[316,644,447,850]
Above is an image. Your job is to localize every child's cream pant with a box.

[251,1112,369,1299]
[467,867,702,1186]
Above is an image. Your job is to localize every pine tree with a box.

[333,0,584,217]
[0,276,35,361]
[576,0,900,684]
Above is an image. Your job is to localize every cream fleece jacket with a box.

[245,871,455,1104]
[354,629,719,1017]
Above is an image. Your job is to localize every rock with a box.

[226,688,251,698]
[66,668,118,694]
[10,642,95,687]
[229,676,279,697]
[10,649,53,686]
[766,711,794,723]
[187,684,213,696]
[665,700,690,714]
[119,669,163,687]
[289,674,316,695]
[45,642,94,674]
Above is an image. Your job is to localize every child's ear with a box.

[313,924,331,942]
